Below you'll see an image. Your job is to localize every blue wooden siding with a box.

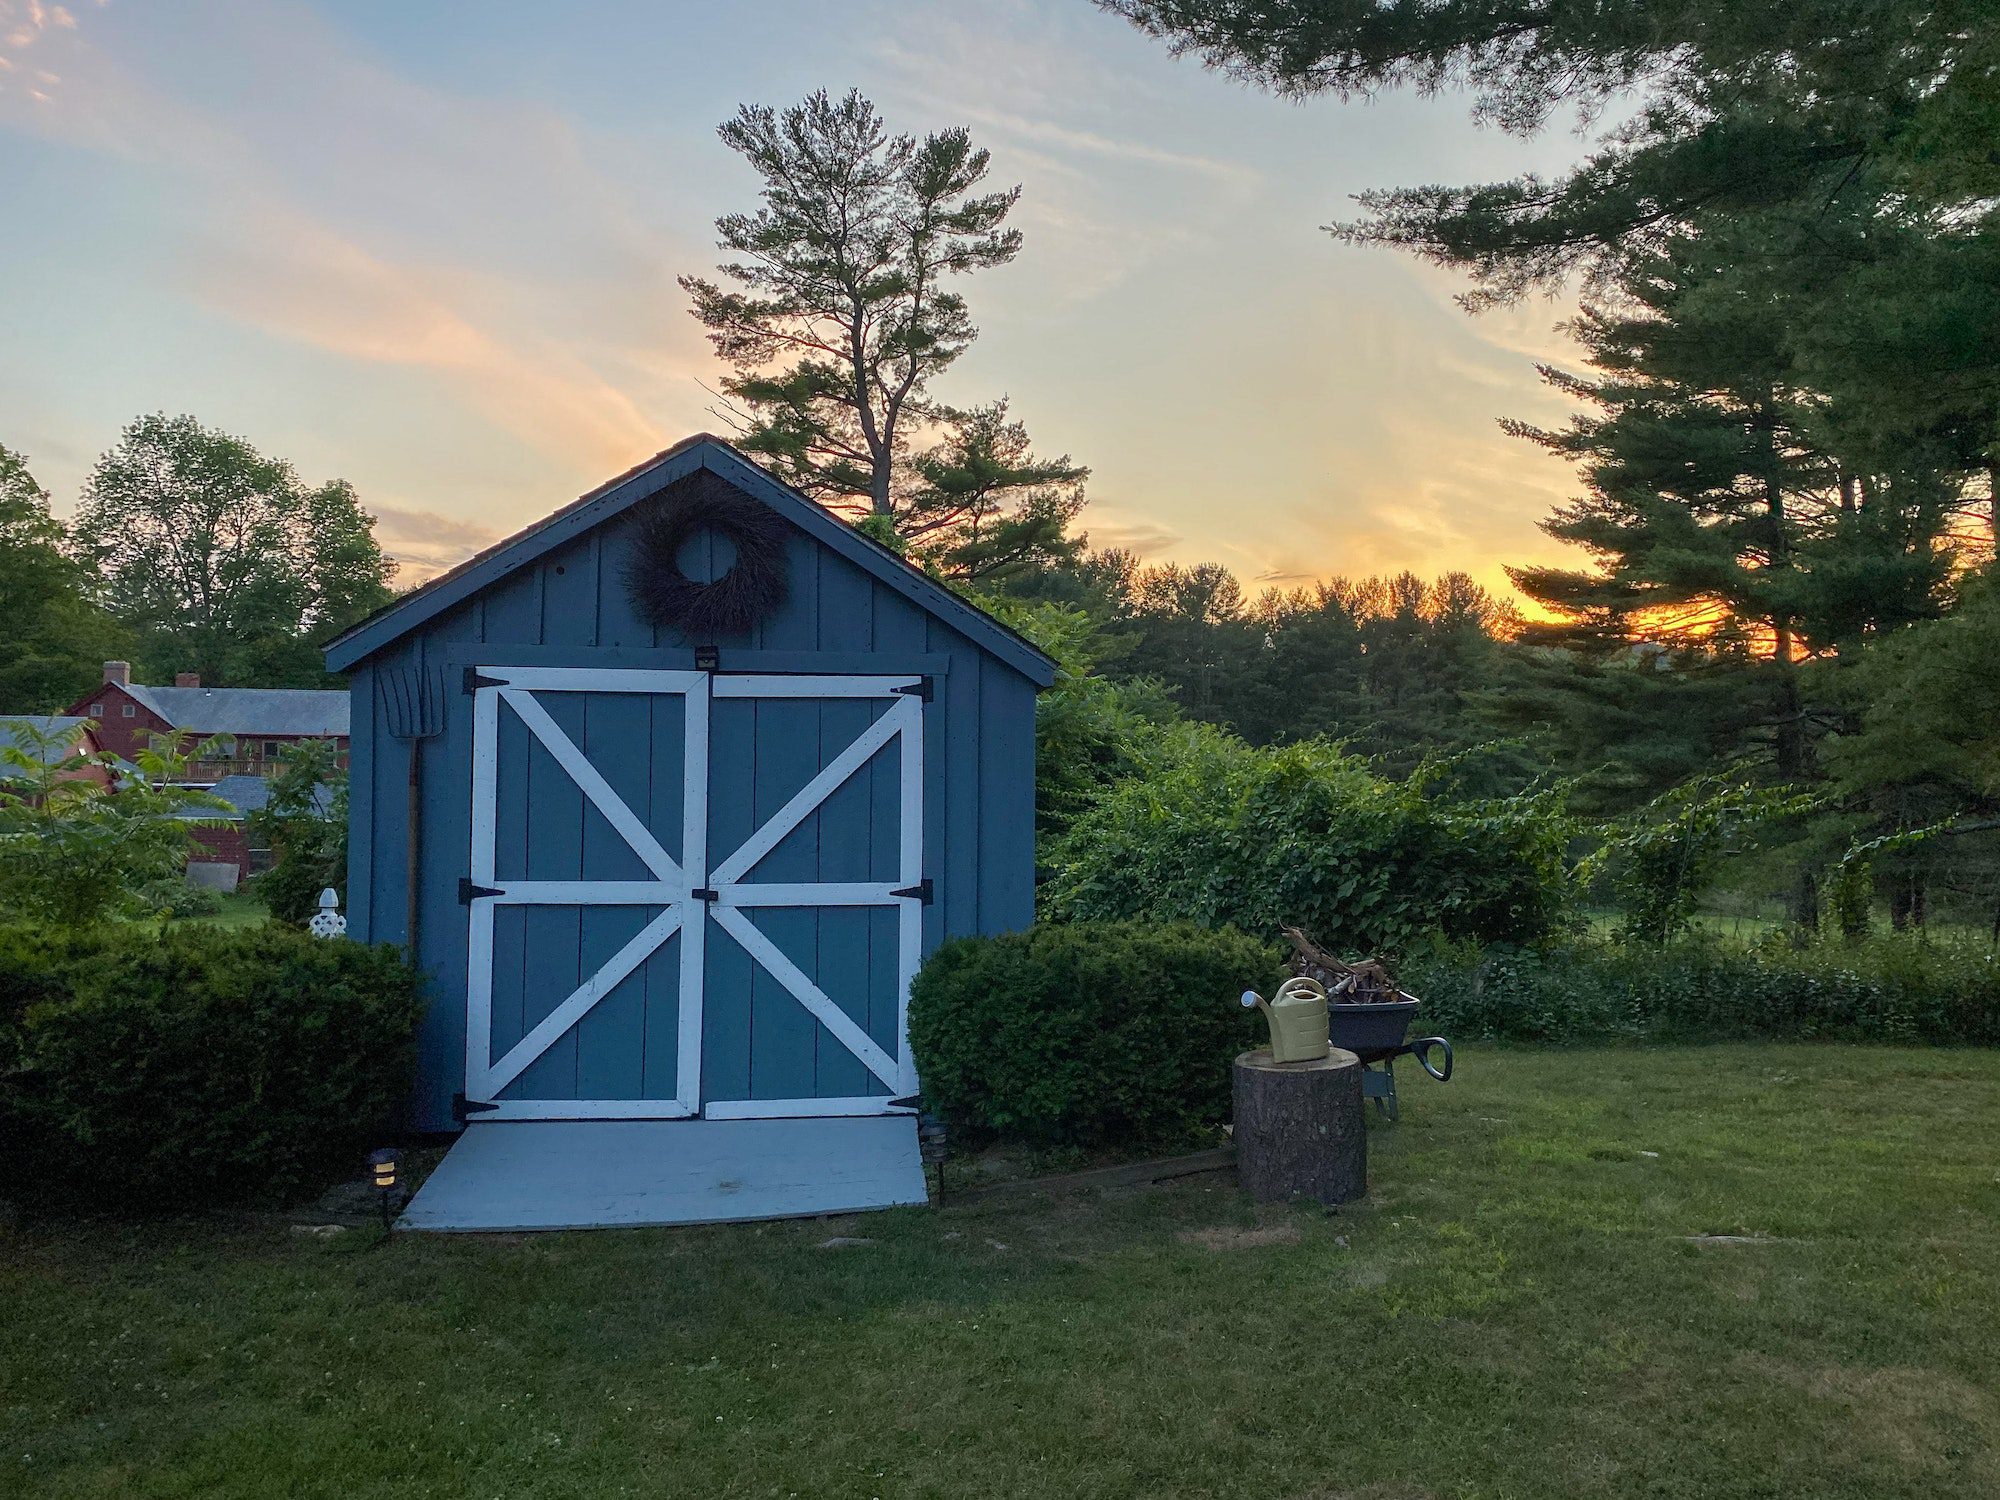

[350,499,1040,1131]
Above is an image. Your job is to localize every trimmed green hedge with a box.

[908,920,1284,1149]
[0,924,426,1209]
[1403,934,2000,1046]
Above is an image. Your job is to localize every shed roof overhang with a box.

[325,435,1057,687]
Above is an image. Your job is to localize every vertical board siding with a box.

[871,589,942,959]
[752,531,821,651]
[542,552,607,1104]
[406,601,483,1128]
[365,645,413,950]
[642,692,688,1097]
[513,692,584,1101]
[596,517,658,649]
[977,669,1038,931]
[702,696,755,1105]
[346,662,377,942]
[573,692,647,1101]
[816,701,875,1098]
[816,546,873,653]
[746,696,817,1100]
[373,479,1043,1131]
[931,616,983,941]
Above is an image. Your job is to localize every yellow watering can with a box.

[1239,976,1331,1064]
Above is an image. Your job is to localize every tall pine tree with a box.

[682,90,1089,575]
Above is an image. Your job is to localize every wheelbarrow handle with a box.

[1410,1036,1453,1083]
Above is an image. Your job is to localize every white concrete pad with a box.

[399,1116,928,1232]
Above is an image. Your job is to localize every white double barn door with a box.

[463,667,924,1121]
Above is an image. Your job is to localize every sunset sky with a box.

[0,0,1596,595]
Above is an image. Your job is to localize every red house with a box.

[64,661,349,775]
[57,663,350,890]
[0,716,115,789]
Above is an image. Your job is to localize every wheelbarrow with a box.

[1326,994,1452,1121]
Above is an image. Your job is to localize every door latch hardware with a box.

[691,887,720,903]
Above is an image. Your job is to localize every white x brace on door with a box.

[463,666,925,1121]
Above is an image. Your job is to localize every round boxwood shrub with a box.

[0,923,426,1210]
[907,920,1285,1149]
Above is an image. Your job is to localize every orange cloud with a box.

[191,217,668,471]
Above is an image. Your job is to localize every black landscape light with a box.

[368,1148,400,1232]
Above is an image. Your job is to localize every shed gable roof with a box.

[323,435,1057,686]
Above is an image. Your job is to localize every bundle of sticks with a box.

[1281,924,1400,1004]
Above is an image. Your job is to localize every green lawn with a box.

[4,1046,1997,1499]
[184,889,270,930]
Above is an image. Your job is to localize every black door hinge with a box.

[452,1093,501,1123]
[892,677,933,702]
[462,667,506,694]
[891,878,933,904]
[458,878,504,904]
[691,887,719,903]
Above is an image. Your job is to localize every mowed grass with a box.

[3,1046,1997,1500]
[178,889,270,930]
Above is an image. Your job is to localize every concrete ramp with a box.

[400,1116,927,1232]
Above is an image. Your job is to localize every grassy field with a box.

[3,1045,1997,1499]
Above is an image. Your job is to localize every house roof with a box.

[183,773,335,821]
[322,434,1058,687]
[121,685,350,737]
[0,716,92,762]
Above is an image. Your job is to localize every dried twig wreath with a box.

[623,473,791,637]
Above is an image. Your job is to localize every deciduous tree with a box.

[0,443,128,711]
[68,415,396,688]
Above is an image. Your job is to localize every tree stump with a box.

[1232,1047,1366,1206]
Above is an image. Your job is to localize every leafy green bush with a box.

[1042,724,1575,954]
[0,723,232,928]
[1583,776,1818,944]
[1402,932,2000,1046]
[248,739,348,926]
[142,879,224,920]
[0,924,426,1209]
[908,920,1284,1149]
[973,596,1181,843]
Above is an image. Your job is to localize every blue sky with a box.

[0,0,1592,593]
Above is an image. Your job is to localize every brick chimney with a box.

[103,660,130,687]
[175,672,201,688]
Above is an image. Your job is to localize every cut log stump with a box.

[1232,1047,1366,1206]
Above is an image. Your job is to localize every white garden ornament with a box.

[309,887,348,940]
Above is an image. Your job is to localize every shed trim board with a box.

[324,435,1056,688]
[462,666,924,1123]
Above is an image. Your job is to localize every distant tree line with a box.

[1098,0,2000,931]
[0,416,395,707]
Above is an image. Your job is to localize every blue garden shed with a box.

[324,435,1054,1230]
